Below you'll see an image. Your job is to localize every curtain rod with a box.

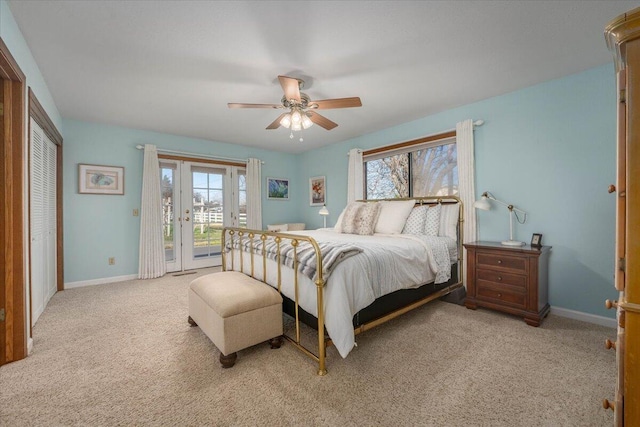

[347,119,484,155]
[135,145,263,164]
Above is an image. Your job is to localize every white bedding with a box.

[225,229,455,358]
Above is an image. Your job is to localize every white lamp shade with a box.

[280,114,292,128]
[301,114,313,129]
[319,205,329,216]
[474,196,491,211]
[291,122,302,131]
[291,110,302,124]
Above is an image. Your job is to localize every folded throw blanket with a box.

[226,236,362,282]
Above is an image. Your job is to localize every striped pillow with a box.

[438,203,460,239]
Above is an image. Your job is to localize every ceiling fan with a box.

[228,75,362,133]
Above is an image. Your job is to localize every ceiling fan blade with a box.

[228,103,282,109]
[308,111,338,130]
[266,113,287,130]
[308,97,362,109]
[278,75,301,103]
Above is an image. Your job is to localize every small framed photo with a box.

[267,177,289,200]
[78,164,124,195]
[531,233,543,247]
[309,176,326,206]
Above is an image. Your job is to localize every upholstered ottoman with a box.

[188,271,283,368]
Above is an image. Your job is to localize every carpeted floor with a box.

[0,268,616,426]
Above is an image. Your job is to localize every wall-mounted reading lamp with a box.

[474,191,527,246]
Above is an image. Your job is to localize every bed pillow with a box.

[341,202,382,235]
[424,204,441,236]
[267,224,288,232]
[402,205,429,234]
[287,223,305,231]
[334,208,347,232]
[374,199,416,234]
[438,203,460,240]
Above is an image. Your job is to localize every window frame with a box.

[363,131,457,200]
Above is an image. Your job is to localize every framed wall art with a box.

[267,177,289,200]
[78,164,125,195]
[310,176,326,206]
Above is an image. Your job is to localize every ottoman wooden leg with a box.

[220,352,237,368]
[188,316,198,327]
[268,336,283,349]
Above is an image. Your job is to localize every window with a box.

[364,136,457,199]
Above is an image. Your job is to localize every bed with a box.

[222,196,463,375]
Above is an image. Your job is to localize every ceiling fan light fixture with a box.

[301,114,313,129]
[280,113,292,128]
[291,121,302,132]
[291,109,302,124]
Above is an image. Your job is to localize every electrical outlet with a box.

[133,209,139,216]
[108,257,115,265]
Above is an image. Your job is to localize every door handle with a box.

[185,209,190,214]
[185,217,190,222]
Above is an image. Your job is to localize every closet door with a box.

[30,118,57,325]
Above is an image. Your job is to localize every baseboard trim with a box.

[64,274,138,289]
[27,337,33,355]
[550,306,616,329]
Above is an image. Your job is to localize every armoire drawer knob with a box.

[497,260,502,264]
[608,184,616,193]
[603,398,615,411]
[497,276,502,281]
[605,339,616,350]
[605,300,618,309]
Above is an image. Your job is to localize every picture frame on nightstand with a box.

[531,233,542,247]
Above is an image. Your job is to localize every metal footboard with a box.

[222,228,328,375]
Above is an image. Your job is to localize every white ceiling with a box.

[8,1,637,153]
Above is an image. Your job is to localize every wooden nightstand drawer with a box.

[477,269,527,289]
[477,253,527,272]
[477,282,526,308]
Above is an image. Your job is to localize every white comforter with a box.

[225,229,454,358]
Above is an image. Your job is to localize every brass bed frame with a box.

[221,196,464,375]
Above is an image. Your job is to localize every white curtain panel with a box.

[456,119,477,288]
[246,158,262,229]
[347,148,363,203]
[138,144,166,279]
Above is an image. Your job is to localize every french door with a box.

[161,160,246,272]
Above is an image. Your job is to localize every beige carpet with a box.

[0,268,616,426]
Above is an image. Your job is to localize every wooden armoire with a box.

[604,8,640,426]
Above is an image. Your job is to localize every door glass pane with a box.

[161,165,176,262]
[411,143,458,196]
[238,172,247,227]
[192,168,224,258]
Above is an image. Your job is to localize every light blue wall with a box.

[0,0,62,129]
[63,119,300,283]
[297,64,618,318]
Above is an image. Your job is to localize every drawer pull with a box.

[605,339,616,350]
[608,184,616,193]
[605,300,618,310]
[602,399,615,411]
[497,293,502,298]
[497,260,502,264]
[497,276,502,281]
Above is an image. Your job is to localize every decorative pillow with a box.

[334,208,347,232]
[341,202,382,235]
[438,203,460,240]
[267,224,288,232]
[287,223,305,231]
[424,204,441,236]
[374,199,416,234]
[402,205,429,234]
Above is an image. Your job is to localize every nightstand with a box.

[464,241,551,326]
